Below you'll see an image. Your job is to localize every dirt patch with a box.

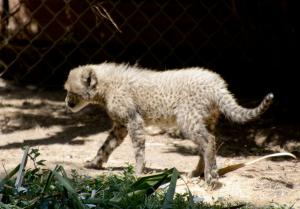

[0,79,299,208]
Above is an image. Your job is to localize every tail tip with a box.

[265,93,274,104]
[267,93,274,100]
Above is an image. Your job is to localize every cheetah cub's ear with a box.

[81,68,97,89]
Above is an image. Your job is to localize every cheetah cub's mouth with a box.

[65,93,89,113]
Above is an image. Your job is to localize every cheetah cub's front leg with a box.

[85,124,128,169]
[127,112,146,175]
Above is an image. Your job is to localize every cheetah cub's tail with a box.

[217,90,274,123]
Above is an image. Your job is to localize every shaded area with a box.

[0,122,107,149]
[0,84,111,149]
[166,120,300,158]
[0,82,64,101]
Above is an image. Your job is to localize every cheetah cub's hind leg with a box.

[85,124,128,169]
[193,125,219,188]
[177,109,219,188]
[189,155,205,178]
[189,109,219,178]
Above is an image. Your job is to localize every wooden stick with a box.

[15,146,30,190]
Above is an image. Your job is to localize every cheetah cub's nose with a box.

[67,100,76,108]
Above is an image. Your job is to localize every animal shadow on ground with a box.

[0,86,112,149]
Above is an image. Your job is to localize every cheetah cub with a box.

[64,62,273,187]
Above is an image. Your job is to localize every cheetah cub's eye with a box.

[82,69,97,89]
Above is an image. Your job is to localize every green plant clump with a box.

[0,148,294,209]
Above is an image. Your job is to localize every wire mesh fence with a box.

[0,0,294,88]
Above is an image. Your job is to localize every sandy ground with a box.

[0,79,299,208]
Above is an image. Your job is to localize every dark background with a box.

[0,0,298,120]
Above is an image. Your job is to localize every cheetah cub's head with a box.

[64,66,98,113]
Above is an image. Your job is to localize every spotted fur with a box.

[64,62,273,187]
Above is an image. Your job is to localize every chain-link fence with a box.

[0,0,295,88]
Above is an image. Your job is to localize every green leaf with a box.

[22,197,40,209]
[41,170,55,196]
[52,171,86,209]
[56,165,68,178]
[109,168,176,204]
[162,168,179,209]
[0,164,20,189]
[131,168,175,195]
[0,202,11,209]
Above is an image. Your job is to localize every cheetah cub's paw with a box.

[205,168,222,190]
[84,160,104,170]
